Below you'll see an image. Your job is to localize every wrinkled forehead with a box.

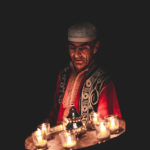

[68,41,92,46]
[68,41,95,47]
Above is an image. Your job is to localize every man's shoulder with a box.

[86,65,111,83]
[96,66,109,76]
[97,66,111,79]
[87,64,109,77]
[59,65,71,75]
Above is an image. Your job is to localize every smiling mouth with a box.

[73,60,83,64]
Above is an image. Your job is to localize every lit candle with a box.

[107,115,119,134]
[41,123,47,134]
[96,120,110,141]
[36,134,46,146]
[63,135,76,148]
[34,128,47,147]
[39,123,50,137]
[59,131,77,148]
[100,122,107,135]
[92,112,99,124]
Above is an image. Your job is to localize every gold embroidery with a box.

[62,69,88,118]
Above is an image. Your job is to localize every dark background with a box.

[3,2,143,149]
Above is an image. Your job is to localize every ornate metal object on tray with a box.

[64,106,86,137]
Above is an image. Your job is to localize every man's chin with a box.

[74,64,86,72]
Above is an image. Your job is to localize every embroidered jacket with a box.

[47,63,122,126]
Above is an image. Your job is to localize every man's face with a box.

[68,41,98,71]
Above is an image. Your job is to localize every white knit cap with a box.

[68,22,97,42]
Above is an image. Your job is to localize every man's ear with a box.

[93,41,100,54]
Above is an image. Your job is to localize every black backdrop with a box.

[4,2,141,150]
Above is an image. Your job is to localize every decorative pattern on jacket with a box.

[57,64,110,124]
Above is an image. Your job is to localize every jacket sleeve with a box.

[45,73,61,126]
[97,81,122,119]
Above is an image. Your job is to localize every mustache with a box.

[72,57,85,62]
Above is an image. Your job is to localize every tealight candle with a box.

[59,131,77,149]
[91,112,99,125]
[95,120,110,142]
[63,135,76,148]
[106,115,120,134]
[32,128,47,148]
[41,123,47,134]
[38,123,51,138]
[93,112,98,124]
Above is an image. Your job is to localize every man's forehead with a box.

[68,41,93,46]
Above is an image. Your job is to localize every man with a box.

[46,22,122,126]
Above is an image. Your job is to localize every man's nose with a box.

[74,48,81,58]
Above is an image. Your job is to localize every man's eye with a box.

[79,46,89,51]
[69,46,75,49]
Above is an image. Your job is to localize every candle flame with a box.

[65,131,70,136]
[100,122,106,131]
[42,123,46,131]
[64,135,76,148]
[67,136,72,144]
[96,121,110,139]
[93,112,97,117]
[36,128,42,136]
[109,116,119,130]
[93,112,98,124]
[35,128,47,146]
[37,135,42,141]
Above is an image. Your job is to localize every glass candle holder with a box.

[59,131,77,149]
[90,112,100,125]
[94,119,110,142]
[105,115,120,134]
[38,123,51,140]
[32,128,47,149]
